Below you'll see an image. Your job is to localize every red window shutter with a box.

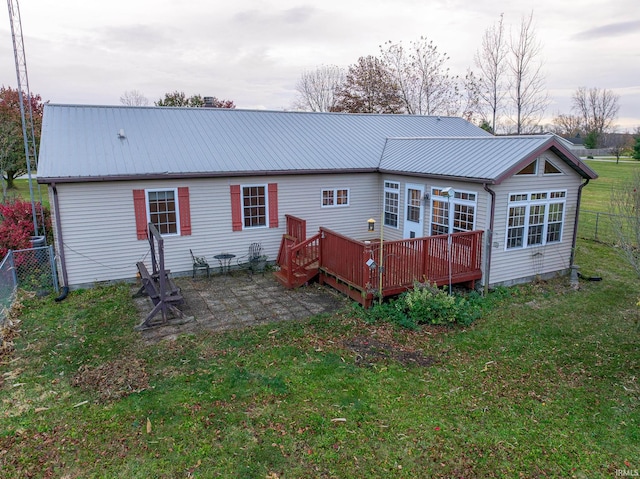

[178,187,191,236]
[268,183,278,228]
[230,185,242,231]
[133,189,148,240]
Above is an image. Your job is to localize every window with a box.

[430,188,476,235]
[505,190,566,249]
[322,188,349,207]
[133,187,191,239]
[406,188,421,223]
[243,185,267,228]
[230,183,278,231]
[147,189,179,235]
[516,159,538,175]
[544,160,562,175]
[384,181,399,228]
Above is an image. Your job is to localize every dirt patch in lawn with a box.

[343,335,437,367]
[71,358,149,401]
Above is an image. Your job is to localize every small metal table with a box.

[214,253,236,275]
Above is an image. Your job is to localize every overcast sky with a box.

[1,0,639,130]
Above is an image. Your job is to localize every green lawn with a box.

[578,159,640,244]
[3,178,49,210]
[581,159,640,211]
[0,238,638,478]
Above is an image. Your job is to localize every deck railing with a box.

[316,228,483,306]
[285,214,307,242]
[276,222,483,307]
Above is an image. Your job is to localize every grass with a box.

[3,178,49,210]
[1,238,638,478]
[581,159,640,212]
[578,159,640,243]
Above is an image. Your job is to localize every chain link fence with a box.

[578,210,638,245]
[0,245,58,326]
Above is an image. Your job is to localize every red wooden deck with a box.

[274,215,483,308]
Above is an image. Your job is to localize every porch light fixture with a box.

[367,218,375,232]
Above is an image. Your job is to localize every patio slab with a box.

[133,271,349,343]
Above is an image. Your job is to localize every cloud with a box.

[573,20,640,40]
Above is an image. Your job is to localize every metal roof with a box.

[38,104,490,182]
[379,135,597,183]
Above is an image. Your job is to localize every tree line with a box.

[292,11,626,148]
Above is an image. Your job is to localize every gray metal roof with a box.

[38,104,490,182]
[379,135,597,183]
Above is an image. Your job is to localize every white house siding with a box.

[53,173,382,287]
[487,152,584,286]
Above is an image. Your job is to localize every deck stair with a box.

[274,233,320,288]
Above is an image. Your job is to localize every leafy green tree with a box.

[633,136,640,160]
[584,131,598,150]
[155,91,235,108]
[0,86,44,190]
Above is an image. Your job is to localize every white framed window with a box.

[146,188,180,235]
[505,190,566,249]
[430,188,477,235]
[321,188,350,207]
[242,184,267,228]
[543,159,563,175]
[516,158,538,176]
[384,180,400,228]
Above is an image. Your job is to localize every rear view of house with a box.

[37,105,596,295]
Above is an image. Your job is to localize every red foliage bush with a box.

[0,199,50,258]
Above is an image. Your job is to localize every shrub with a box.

[351,282,485,329]
[0,199,51,258]
[398,282,483,326]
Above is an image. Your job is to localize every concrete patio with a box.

[133,270,349,343]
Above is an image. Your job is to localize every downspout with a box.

[483,184,496,296]
[570,178,590,267]
[51,183,70,301]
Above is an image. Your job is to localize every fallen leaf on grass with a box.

[147,417,152,434]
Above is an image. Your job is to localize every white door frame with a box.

[403,183,424,239]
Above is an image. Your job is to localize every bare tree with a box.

[293,65,344,112]
[474,14,508,134]
[551,113,583,138]
[572,87,620,147]
[456,70,481,122]
[120,90,149,106]
[610,170,640,277]
[507,12,549,134]
[333,56,405,114]
[380,37,460,116]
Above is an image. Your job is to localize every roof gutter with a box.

[50,182,69,288]
[570,178,590,267]
[483,183,496,295]
[36,168,379,185]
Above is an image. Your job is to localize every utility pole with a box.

[7,0,40,236]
